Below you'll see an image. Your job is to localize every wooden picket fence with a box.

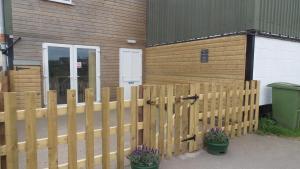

[0,80,260,169]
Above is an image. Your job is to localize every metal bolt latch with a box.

[181,134,196,142]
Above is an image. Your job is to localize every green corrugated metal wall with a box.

[147,0,300,46]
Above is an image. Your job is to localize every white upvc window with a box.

[48,0,73,5]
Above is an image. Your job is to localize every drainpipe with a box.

[0,0,7,71]
[0,0,13,71]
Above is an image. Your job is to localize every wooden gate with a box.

[143,80,260,157]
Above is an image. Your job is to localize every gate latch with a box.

[178,95,199,105]
[181,134,196,142]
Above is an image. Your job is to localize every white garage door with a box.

[253,36,300,105]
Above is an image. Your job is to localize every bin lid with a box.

[267,82,300,91]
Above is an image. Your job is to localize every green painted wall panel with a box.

[147,0,300,46]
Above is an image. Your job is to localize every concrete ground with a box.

[159,134,300,169]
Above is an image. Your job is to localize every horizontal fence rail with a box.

[0,81,260,169]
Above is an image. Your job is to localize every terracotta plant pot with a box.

[130,162,159,169]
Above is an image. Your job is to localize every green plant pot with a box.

[206,141,229,155]
[130,162,159,169]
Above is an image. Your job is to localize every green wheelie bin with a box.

[268,82,300,129]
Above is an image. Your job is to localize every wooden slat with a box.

[47,91,58,169]
[188,84,196,152]
[4,92,18,169]
[174,85,182,155]
[166,84,174,158]
[67,90,77,169]
[254,81,261,131]
[25,92,37,169]
[193,84,201,151]
[150,86,157,148]
[158,85,165,157]
[237,85,244,137]
[210,83,216,129]
[181,85,190,153]
[203,83,209,133]
[225,86,231,135]
[130,86,138,151]
[117,87,125,169]
[143,86,151,146]
[85,89,94,169]
[243,81,250,135]
[102,87,110,169]
[218,86,224,128]
[249,81,256,133]
[231,84,238,138]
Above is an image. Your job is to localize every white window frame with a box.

[48,0,73,5]
[43,43,101,105]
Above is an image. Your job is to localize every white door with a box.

[119,48,143,100]
[43,43,100,104]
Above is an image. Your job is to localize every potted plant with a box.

[127,145,160,169]
[204,128,229,155]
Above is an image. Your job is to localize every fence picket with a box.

[102,87,110,169]
[249,81,256,133]
[225,87,231,135]
[47,91,58,169]
[85,89,94,169]
[237,86,244,137]
[150,86,157,148]
[143,86,151,146]
[218,86,224,128]
[4,92,18,169]
[188,84,196,152]
[203,83,209,134]
[158,86,165,157]
[254,81,261,131]
[174,85,183,155]
[243,82,250,135]
[117,87,125,169]
[210,83,217,129]
[166,85,174,158]
[193,84,201,151]
[231,84,238,138]
[130,86,138,151]
[181,85,190,153]
[67,90,77,169]
[25,92,37,169]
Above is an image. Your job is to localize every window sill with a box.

[47,0,75,5]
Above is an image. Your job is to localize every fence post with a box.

[67,90,77,169]
[4,92,18,169]
[218,85,224,128]
[243,81,250,135]
[130,86,138,151]
[166,84,174,158]
[117,87,124,169]
[210,82,216,129]
[25,92,37,169]
[143,86,151,146]
[158,85,165,157]
[85,89,94,169]
[47,91,58,169]
[0,72,8,169]
[150,86,158,148]
[249,81,256,133]
[102,87,110,169]
[254,81,261,131]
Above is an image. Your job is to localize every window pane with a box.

[77,48,97,102]
[48,46,70,104]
